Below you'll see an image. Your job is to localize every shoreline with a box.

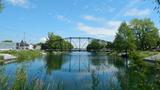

[0,50,43,62]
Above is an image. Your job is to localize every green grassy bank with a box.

[129,51,160,59]
[0,50,42,61]
[108,50,160,60]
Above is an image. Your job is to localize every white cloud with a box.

[111,0,142,20]
[56,15,71,23]
[56,15,65,20]
[77,21,122,36]
[7,0,29,8]
[83,15,106,22]
[83,15,98,21]
[125,8,151,17]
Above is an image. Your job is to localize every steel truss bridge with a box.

[47,37,110,52]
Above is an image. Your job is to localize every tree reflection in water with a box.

[42,52,122,90]
[44,53,63,74]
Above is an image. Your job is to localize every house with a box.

[0,40,36,51]
[0,42,17,51]
[16,40,34,50]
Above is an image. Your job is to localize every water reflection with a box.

[0,52,129,90]
[44,52,121,73]
[42,52,122,90]
[44,53,63,74]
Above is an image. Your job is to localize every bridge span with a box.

[46,37,111,52]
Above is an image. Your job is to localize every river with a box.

[0,51,157,90]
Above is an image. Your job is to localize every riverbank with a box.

[109,51,160,59]
[0,50,43,62]
[129,51,160,59]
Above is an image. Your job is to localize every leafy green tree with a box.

[0,0,3,12]
[130,18,159,50]
[46,32,62,49]
[105,42,113,50]
[113,22,136,54]
[87,40,103,51]
[43,32,73,51]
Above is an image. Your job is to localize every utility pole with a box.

[23,32,26,42]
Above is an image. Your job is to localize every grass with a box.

[0,67,65,90]
[0,56,3,60]
[0,50,42,61]
[0,56,4,64]
[130,51,160,59]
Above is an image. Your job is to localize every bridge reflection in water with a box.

[62,52,91,72]
[43,52,127,90]
[44,52,125,73]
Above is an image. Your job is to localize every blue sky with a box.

[0,0,159,43]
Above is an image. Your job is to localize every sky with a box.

[0,0,159,43]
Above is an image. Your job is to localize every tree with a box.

[46,32,62,49]
[130,18,159,50]
[113,22,136,54]
[0,0,3,12]
[156,0,160,4]
[147,0,160,16]
[87,40,103,51]
[43,32,73,51]
[2,40,13,42]
[105,42,113,50]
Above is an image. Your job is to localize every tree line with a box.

[113,18,160,54]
